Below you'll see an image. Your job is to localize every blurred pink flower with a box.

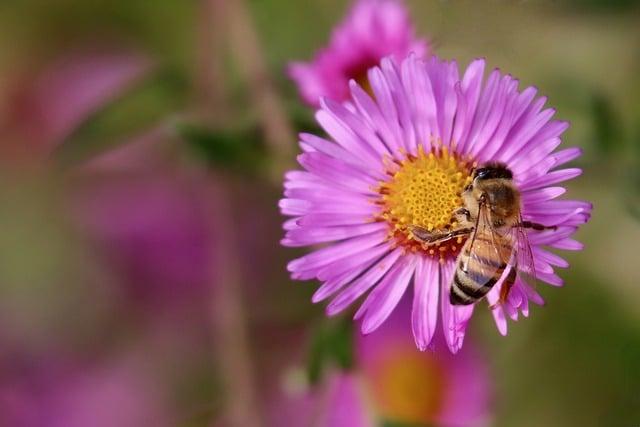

[71,131,218,308]
[271,303,492,427]
[269,373,372,427]
[6,47,152,151]
[356,301,492,427]
[288,0,429,106]
[0,356,170,427]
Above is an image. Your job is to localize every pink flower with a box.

[270,303,492,426]
[280,54,592,353]
[0,357,170,427]
[269,373,372,427]
[6,47,152,152]
[288,0,429,107]
[355,303,492,426]
[71,131,218,307]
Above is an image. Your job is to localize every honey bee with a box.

[411,163,556,307]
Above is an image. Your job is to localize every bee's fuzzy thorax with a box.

[475,179,521,226]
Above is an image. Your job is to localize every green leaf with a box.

[562,0,639,12]
[380,420,432,427]
[307,323,326,385]
[331,315,354,370]
[591,92,623,156]
[625,168,640,220]
[624,124,640,220]
[54,67,187,167]
[177,122,267,174]
[306,316,354,385]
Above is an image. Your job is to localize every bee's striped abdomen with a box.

[450,241,510,306]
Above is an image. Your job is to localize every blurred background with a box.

[0,0,638,426]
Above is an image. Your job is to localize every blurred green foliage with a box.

[56,68,187,166]
[625,124,640,220]
[476,271,640,427]
[178,123,268,175]
[564,0,640,12]
[381,421,431,427]
[590,92,624,156]
[307,316,354,385]
[0,0,195,67]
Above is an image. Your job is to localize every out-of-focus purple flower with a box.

[0,356,171,427]
[288,0,429,106]
[281,54,592,353]
[270,302,492,427]
[71,132,218,307]
[356,302,492,426]
[5,47,152,151]
[269,372,372,427]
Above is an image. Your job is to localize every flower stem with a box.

[197,1,264,425]
[210,182,263,427]
[195,0,230,123]
[226,0,295,180]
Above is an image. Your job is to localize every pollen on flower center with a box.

[377,146,473,259]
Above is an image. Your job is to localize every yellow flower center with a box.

[366,348,446,424]
[377,146,473,260]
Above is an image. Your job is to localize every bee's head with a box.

[466,162,520,220]
[473,162,513,181]
[462,162,514,197]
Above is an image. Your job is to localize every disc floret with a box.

[377,146,473,259]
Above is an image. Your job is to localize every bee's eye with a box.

[474,168,489,180]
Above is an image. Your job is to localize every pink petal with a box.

[356,255,416,334]
[411,257,440,350]
[326,248,403,316]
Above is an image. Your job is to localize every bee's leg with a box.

[453,207,472,224]
[499,268,517,303]
[519,221,557,231]
[489,283,514,310]
[409,225,472,245]
[489,265,517,309]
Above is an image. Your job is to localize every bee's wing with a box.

[487,215,538,308]
[513,214,537,289]
[472,203,526,310]
[477,202,514,265]
[464,202,514,285]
